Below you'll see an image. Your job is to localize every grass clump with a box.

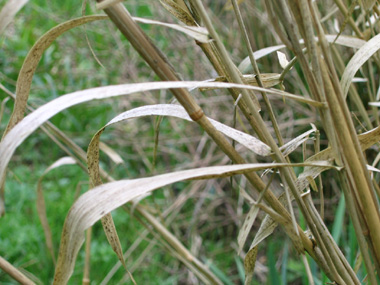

[1,0,380,284]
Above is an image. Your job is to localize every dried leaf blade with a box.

[341,33,380,98]
[53,162,337,283]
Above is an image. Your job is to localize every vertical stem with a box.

[231,0,284,146]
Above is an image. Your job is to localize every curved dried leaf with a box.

[341,33,380,98]
[37,157,77,266]
[133,16,209,43]
[358,125,380,150]
[89,104,270,162]
[3,12,206,137]
[159,0,196,26]
[0,0,29,35]
[238,35,366,72]
[325,34,366,49]
[238,205,260,253]
[0,80,322,190]
[53,161,335,284]
[251,211,277,248]
[280,124,317,157]
[4,15,108,135]
[238,45,286,72]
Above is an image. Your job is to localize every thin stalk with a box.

[280,172,314,283]
[273,0,341,163]
[133,207,222,285]
[338,171,378,285]
[299,0,323,89]
[298,6,357,278]
[264,0,292,48]
[196,0,339,252]
[366,61,379,125]
[321,60,380,264]
[188,1,261,117]
[300,195,347,284]
[314,130,324,220]
[298,188,350,283]
[188,0,339,279]
[279,55,298,83]
[301,254,314,285]
[305,195,359,284]
[231,0,284,146]
[309,3,380,269]
[0,256,35,285]
[272,1,361,282]
[332,0,364,38]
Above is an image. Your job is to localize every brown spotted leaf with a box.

[3,15,108,136]
[244,246,258,285]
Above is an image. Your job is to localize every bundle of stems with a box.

[93,0,380,283]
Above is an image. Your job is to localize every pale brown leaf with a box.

[238,204,260,253]
[341,33,380,98]
[238,35,366,72]
[0,80,323,192]
[280,124,317,157]
[53,162,336,284]
[244,246,258,285]
[133,16,209,43]
[90,104,271,158]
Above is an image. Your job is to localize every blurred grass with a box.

[0,0,370,284]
